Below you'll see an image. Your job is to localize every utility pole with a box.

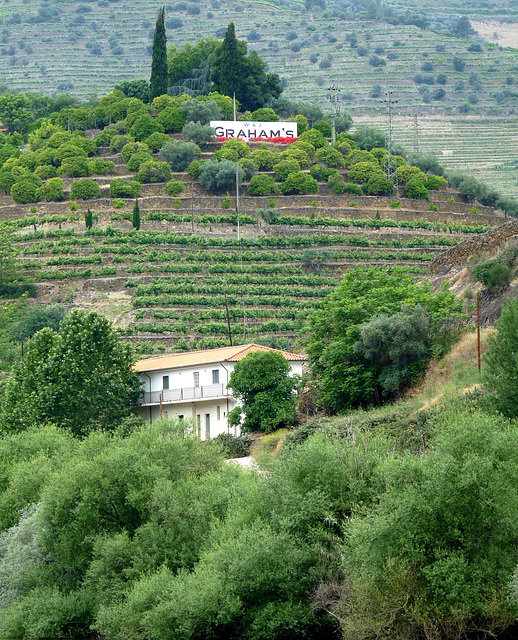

[382,90,398,186]
[327,84,341,144]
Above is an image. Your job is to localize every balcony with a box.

[139,383,230,406]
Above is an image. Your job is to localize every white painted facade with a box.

[135,344,306,440]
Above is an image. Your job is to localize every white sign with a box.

[210,121,297,141]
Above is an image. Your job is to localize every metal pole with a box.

[477,292,481,373]
[224,290,233,346]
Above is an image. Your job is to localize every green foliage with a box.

[198,159,244,193]
[426,174,449,190]
[110,134,133,153]
[129,114,164,142]
[215,138,250,161]
[348,161,384,184]
[181,122,215,149]
[165,179,185,196]
[281,171,318,195]
[87,158,115,175]
[472,260,511,291]
[135,161,171,183]
[85,208,93,230]
[70,178,101,200]
[305,267,465,412]
[247,174,279,196]
[405,175,430,200]
[314,146,346,168]
[299,128,326,149]
[36,177,65,202]
[0,310,141,436]
[59,156,89,178]
[342,409,518,640]
[273,159,300,182]
[121,141,151,164]
[159,140,199,171]
[10,180,39,204]
[213,433,250,458]
[149,7,168,100]
[249,148,279,171]
[228,351,299,433]
[109,178,141,198]
[250,107,279,122]
[353,125,386,150]
[157,106,186,133]
[127,151,154,172]
[363,174,395,196]
[132,199,140,231]
[484,307,518,416]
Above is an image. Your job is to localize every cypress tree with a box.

[149,6,168,101]
[132,199,140,230]
[85,208,93,230]
[211,22,243,100]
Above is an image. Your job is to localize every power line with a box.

[327,84,341,144]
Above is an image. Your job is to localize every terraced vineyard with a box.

[3,139,503,355]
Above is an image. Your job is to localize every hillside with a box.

[2,131,504,357]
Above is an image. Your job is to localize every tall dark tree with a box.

[210,22,244,101]
[149,7,168,101]
[132,199,141,230]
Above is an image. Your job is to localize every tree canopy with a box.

[149,7,168,101]
[305,267,464,412]
[227,350,299,433]
[0,309,141,436]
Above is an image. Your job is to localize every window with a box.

[162,375,169,390]
[205,413,210,439]
[217,405,220,420]
[193,372,200,387]
[196,414,201,437]
[179,414,184,420]
[212,369,220,384]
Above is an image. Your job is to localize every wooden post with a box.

[477,292,481,374]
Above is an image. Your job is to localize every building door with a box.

[205,413,210,440]
[196,414,201,437]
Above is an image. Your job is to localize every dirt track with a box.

[471,20,518,49]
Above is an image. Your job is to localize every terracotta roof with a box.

[133,343,307,373]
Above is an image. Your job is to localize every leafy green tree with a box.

[181,122,215,149]
[157,106,186,133]
[132,199,140,230]
[149,7,168,101]
[109,179,141,198]
[36,177,64,201]
[0,94,32,134]
[0,223,20,286]
[182,98,222,125]
[10,304,66,343]
[135,160,171,183]
[305,267,465,412]
[85,207,93,230]
[247,174,279,196]
[115,79,150,103]
[70,178,101,200]
[0,310,141,436]
[353,125,386,150]
[227,351,299,433]
[159,139,199,171]
[281,171,318,195]
[167,38,219,87]
[198,159,244,193]
[210,23,243,103]
[483,298,518,417]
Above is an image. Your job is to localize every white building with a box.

[134,344,307,439]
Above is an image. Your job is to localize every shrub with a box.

[181,122,215,149]
[247,174,279,196]
[136,161,172,183]
[110,134,133,152]
[129,114,164,142]
[36,177,65,201]
[159,140,200,171]
[187,159,204,179]
[54,143,88,163]
[348,161,384,184]
[310,165,338,181]
[109,179,140,199]
[369,54,386,67]
[312,120,332,137]
[213,433,250,458]
[121,142,151,163]
[299,129,326,149]
[182,98,222,125]
[198,159,244,193]
[250,148,280,171]
[238,156,257,180]
[405,176,429,200]
[426,175,448,190]
[315,146,346,168]
[332,180,362,195]
[165,179,185,195]
[216,138,250,160]
[95,129,116,146]
[144,132,170,153]
[34,165,57,179]
[281,171,318,195]
[127,151,154,172]
[70,178,102,200]
[273,159,300,182]
[87,158,115,175]
[453,56,466,71]
[472,261,511,291]
[396,165,427,184]
[59,157,89,177]
[250,107,279,121]
[363,174,395,195]
[157,106,186,133]
[11,179,39,203]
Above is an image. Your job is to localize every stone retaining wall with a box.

[430,220,518,274]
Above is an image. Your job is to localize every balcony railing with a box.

[139,384,230,406]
